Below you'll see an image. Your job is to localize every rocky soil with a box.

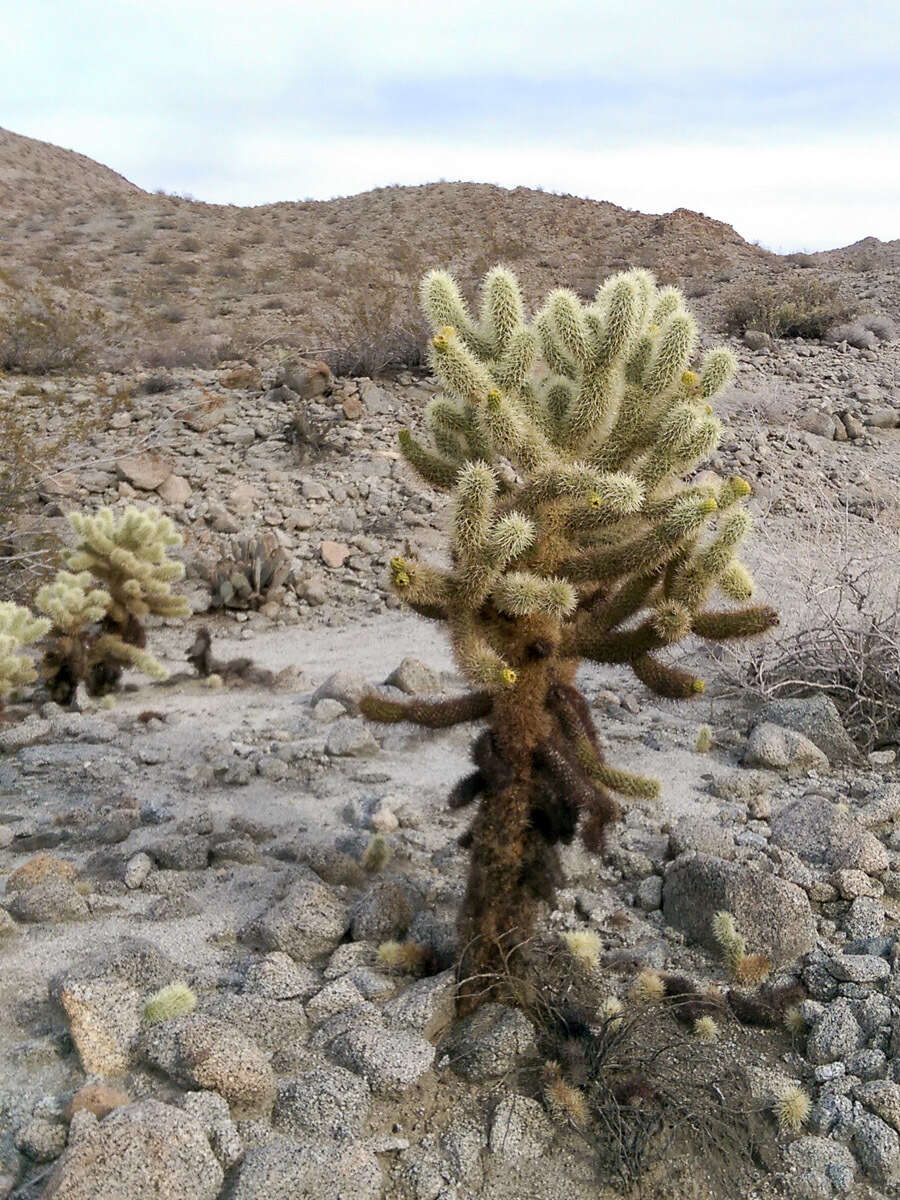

[1,128,900,1200]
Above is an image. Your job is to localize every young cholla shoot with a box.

[36,506,189,703]
[0,603,51,711]
[360,265,778,1012]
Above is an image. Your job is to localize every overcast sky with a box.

[3,0,899,251]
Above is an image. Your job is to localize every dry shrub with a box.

[723,275,856,340]
[455,935,772,1199]
[721,497,900,750]
[324,258,429,377]
[0,290,94,374]
[0,386,125,599]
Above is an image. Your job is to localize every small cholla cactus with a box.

[776,1084,811,1132]
[361,833,391,873]
[783,1004,807,1036]
[694,724,713,753]
[65,506,189,642]
[693,1015,719,1042]
[36,570,166,704]
[0,603,51,710]
[598,995,624,1027]
[376,940,431,975]
[629,969,666,1005]
[143,981,197,1024]
[563,929,601,969]
[542,1061,590,1128]
[359,264,777,1012]
[32,506,189,704]
[712,909,771,984]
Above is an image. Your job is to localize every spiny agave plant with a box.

[204,534,291,611]
[37,506,189,702]
[360,265,778,1013]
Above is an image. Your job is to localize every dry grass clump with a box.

[723,275,856,340]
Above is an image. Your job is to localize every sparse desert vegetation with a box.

[1,127,900,1200]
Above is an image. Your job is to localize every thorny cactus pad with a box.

[361,265,777,1012]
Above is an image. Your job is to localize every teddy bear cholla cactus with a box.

[37,506,189,702]
[0,603,51,710]
[360,265,778,1012]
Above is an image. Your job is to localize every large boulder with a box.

[51,939,176,1075]
[142,1015,276,1118]
[249,867,350,961]
[229,1136,382,1200]
[662,853,816,965]
[771,797,889,874]
[42,1100,222,1199]
[756,695,860,765]
[742,723,828,775]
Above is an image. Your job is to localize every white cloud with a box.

[3,1,899,250]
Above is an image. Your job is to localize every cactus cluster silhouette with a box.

[361,264,778,1011]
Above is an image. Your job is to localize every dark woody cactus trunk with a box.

[361,264,778,1012]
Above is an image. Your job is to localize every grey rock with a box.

[846,1049,888,1080]
[756,695,860,764]
[742,329,771,351]
[440,1004,537,1082]
[856,784,900,828]
[807,1092,854,1137]
[306,977,367,1024]
[770,797,889,873]
[635,874,663,911]
[785,1136,856,1191]
[229,1136,382,1200]
[743,722,828,774]
[668,816,735,860]
[311,671,368,714]
[15,1116,67,1162]
[124,851,153,889]
[384,657,440,695]
[843,896,884,940]
[273,1064,371,1141]
[330,1023,435,1097]
[488,1094,553,1158]
[203,992,309,1056]
[179,1092,243,1170]
[806,1001,865,1065]
[799,410,837,439]
[350,880,413,942]
[52,940,176,1075]
[5,880,89,923]
[855,1080,900,1133]
[147,834,209,870]
[384,970,457,1040]
[326,717,379,758]
[142,1015,276,1118]
[826,953,890,983]
[42,1100,223,1200]
[251,867,349,961]
[852,1112,900,1186]
[662,852,816,965]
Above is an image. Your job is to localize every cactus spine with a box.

[361,265,776,1013]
